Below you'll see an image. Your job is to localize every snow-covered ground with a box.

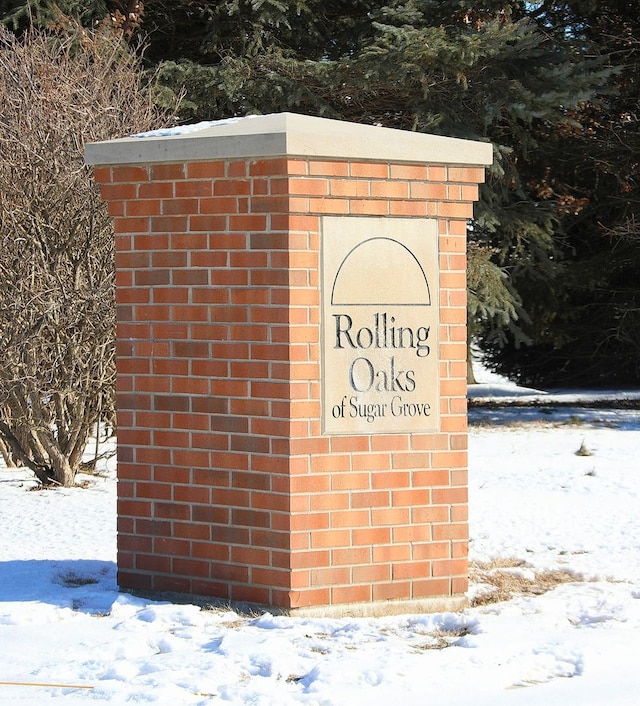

[2,378,640,704]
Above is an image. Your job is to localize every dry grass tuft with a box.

[58,571,100,588]
[575,439,593,456]
[470,558,579,606]
[413,625,474,651]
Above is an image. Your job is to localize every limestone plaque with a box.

[321,216,440,435]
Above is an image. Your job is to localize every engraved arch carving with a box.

[331,237,431,306]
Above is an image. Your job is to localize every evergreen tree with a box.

[481,0,640,386]
[143,2,612,376]
[3,1,626,385]
[0,0,108,30]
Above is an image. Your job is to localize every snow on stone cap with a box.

[132,115,259,139]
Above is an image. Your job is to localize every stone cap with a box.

[85,112,493,167]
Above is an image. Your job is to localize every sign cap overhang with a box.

[85,112,494,167]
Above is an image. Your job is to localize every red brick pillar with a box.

[86,113,492,615]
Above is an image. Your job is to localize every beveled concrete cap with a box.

[85,112,493,167]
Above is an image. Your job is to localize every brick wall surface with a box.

[92,156,483,610]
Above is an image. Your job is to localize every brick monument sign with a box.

[86,113,492,615]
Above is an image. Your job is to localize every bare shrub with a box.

[0,432,15,467]
[0,23,171,486]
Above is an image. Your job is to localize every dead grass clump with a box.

[57,571,100,588]
[413,625,474,651]
[470,559,579,607]
[575,440,593,456]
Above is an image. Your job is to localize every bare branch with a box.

[0,23,174,486]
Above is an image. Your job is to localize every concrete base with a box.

[125,589,468,618]
[282,595,468,618]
